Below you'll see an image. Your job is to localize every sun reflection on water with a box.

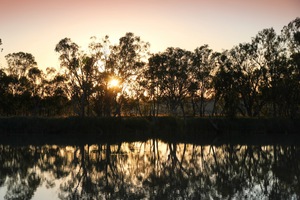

[0,141,299,199]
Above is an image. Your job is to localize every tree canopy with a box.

[0,18,299,118]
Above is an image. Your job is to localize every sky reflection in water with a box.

[0,140,299,199]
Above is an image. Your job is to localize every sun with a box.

[108,78,120,88]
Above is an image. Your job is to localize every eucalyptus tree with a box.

[88,35,120,117]
[191,45,214,116]
[0,69,14,115]
[227,43,266,117]
[4,52,39,98]
[0,38,2,53]
[4,52,40,115]
[27,66,43,114]
[41,68,70,116]
[5,52,37,78]
[281,17,300,55]
[252,28,285,116]
[55,38,100,117]
[143,53,168,116]
[212,51,241,117]
[148,47,193,116]
[280,17,300,117]
[107,32,150,116]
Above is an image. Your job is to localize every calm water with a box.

[0,139,299,200]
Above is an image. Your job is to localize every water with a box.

[0,139,299,199]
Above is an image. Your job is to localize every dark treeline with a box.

[0,18,299,118]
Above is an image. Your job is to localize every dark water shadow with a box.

[2,131,300,147]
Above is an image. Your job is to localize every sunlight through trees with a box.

[0,18,299,118]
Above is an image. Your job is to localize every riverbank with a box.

[0,116,299,135]
[0,116,299,146]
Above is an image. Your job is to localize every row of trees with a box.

[0,18,299,118]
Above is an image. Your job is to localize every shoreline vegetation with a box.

[0,18,300,120]
[1,18,299,146]
[1,117,299,145]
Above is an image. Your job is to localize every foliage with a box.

[0,38,2,52]
[0,18,299,118]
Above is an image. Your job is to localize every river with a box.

[0,138,299,199]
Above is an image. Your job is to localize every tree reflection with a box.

[0,140,300,199]
[0,146,41,200]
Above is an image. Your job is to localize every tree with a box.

[40,68,70,116]
[88,36,119,117]
[281,17,300,54]
[55,38,99,117]
[0,38,2,52]
[0,69,14,115]
[148,48,193,116]
[212,51,240,117]
[252,28,285,117]
[227,43,266,117]
[5,52,37,78]
[107,32,150,116]
[279,17,300,118]
[4,52,39,115]
[143,53,168,117]
[191,45,214,116]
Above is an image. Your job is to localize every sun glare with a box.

[108,78,119,88]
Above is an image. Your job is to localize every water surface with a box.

[0,139,299,199]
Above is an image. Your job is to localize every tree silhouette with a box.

[226,43,265,117]
[144,53,168,116]
[41,68,70,116]
[0,69,14,115]
[147,48,193,116]
[55,38,98,117]
[3,52,41,115]
[107,32,150,117]
[279,17,300,117]
[191,45,214,116]
[0,38,3,52]
[5,52,37,78]
[0,18,299,118]
[212,52,241,117]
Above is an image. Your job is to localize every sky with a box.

[0,0,299,71]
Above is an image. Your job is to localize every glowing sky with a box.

[0,0,299,71]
